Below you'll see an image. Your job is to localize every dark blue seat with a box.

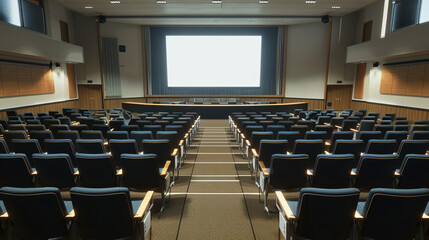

[0,153,35,187]
[106,130,130,140]
[3,130,28,149]
[293,139,324,168]
[109,139,138,167]
[250,131,273,153]
[410,130,429,140]
[130,131,153,152]
[69,124,89,133]
[0,187,73,239]
[357,130,383,152]
[353,154,398,189]
[121,124,140,133]
[0,139,10,153]
[266,125,286,139]
[54,130,80,146]
[314,124,334,139]
[49,124,69,133]
[397,154,429,188]
[75,153,117,187]
[339,119,358,131]
[277,188,359,240]
[108,119,125,131]
[121,153,170,212]
[304,131,327,140]
[374,124,394,136]
[290,125,309,139]
[90,124,110,138]
[70,187,152,239]
[328,131,354,151]
[32,153,77,189]
[142,125,162,137]
[80,130,104,140]
[332,139,363,166]
[384,130,408,149]
[365,139,397,154]
[311,154,354,188]
[29,130,54,152]
[356,120,375,132]
[11,139,43,165]
[357,188,429,240]
[156,131,179,149]
[277,131,300,152]
[45,139,77,165]
[396,140,429,168]
[75,139,106,154]
[26,124,46,131]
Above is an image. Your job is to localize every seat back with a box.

[266,125,285,139]
[109,139,138,167]
[269,154,308,190]
[277,131,300,152]
[410,130,429,140]
[0,139,10,153]
[0,153,34,187]
[75,153,117,187]
[142,139,171,168]
[130,131,153,152]
[294,188,359,239]
[244,125,264,139]
[290,125,309,138]
[258,140,288,166]
[293,139,324,168]
[75,139,106,154]
[332,139,363,166]
[26,124,46,131]
[397,140,429,168]
[109,119,125,131]
[365,139,397,154]
[250,131,273,152]
[121,154,162,190]
[304,131,327,140]
[45,139,76,165]
[106,130,130,140]
[341,120,358,131]
[314,125,334,139]
[80,130,104,140]
[397,154,429,188]
[358,120,375,132]
[156,131,179,149]
[33,153,75,189]
[384,131,408,149]
[354,154,398,189]
[29,130,54,151]
[0,187,69,239]
[3,130,28,147]
[11,139,43,165]
[360,188,429,240]
[312,154,354,188]
[374,124,394,136]
[70,187,135,239]
[54,130,80,145]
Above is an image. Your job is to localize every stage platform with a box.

[122,102,308,119]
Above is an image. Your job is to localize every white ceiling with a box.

[53,0,379,25]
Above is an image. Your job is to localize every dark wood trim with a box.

[323,16,333,105]
[141,26,148,96]
[96,20,105,108]
[281,25,288,97]
[146,94,284,98]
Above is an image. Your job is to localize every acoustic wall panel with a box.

[1,64,20,97]
[354,63,366,99]
[380,67,393,94]
[406,64,425,96]
[17,66,34,95]
[423,64,429,96]
[381,63,429,98]
[391,66,408,95]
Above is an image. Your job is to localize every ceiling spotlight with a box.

[84,6,93,9]
[259,0,268,3]
[305,0,316,3]
[331,5,341,8]
[212,0,222,4]
[110,1,121,4]
[156,0,166,3]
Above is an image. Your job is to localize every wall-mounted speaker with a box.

[321,15,330,23]
[373,62,380,67]
[98,15,106,24]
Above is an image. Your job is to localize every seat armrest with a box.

[134,191,154,220]
[104,142,109,146]
[245,140,251,147]
[354,211,363,220]
[31,170,38,176]
[423,213,429,220]
[394,171,400,176]
[240,133,245,139]
[351,170,357,176]
[335,125,342,129]
[179,140,184,147]
[0,212,8,219]
[184,133,189,139]
[171,148,178,157]
[324,151,330,154]
[160,161,171,176]
[275,191,296,220]
[73,170,80,176]
[306,169,313,176]
[116,169,123,176]
[65,210,75,220]
[251,148,259,158]
[325,141,331,146]
[259,161,269,177]
[351,128,358,133]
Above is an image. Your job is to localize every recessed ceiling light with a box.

[156,0,166,3]
[110,1,121,4]
[259,0,268,3]
[331,5,341,8]
[305,1,316,3]
[212,0,222,4]
[84,6,93,9]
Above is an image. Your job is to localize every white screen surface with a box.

[166,36,262,87]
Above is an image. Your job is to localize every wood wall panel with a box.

[44,70,55,93]
[67,64,77,98]
[0,100,78,120]
[423,64,429,96]
[0,65,3,97]
[350,100,429,121]
[327,85,353,111]
[354,63,366,99]
[76,85,103,110]
[406,64,425,96]
[1,64,20,97]
[17,66,34,95]
[380,67,393,94]
[105,98,146,110]
[391,66,408,95]
[283,98,325,110]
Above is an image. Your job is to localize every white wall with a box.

[73,14,101,85]
[350,0,429,109]
[101,22,144,98]
[285,22,329,99]
[0,0,81,110]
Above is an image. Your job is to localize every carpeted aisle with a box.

[151,119,279,240]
